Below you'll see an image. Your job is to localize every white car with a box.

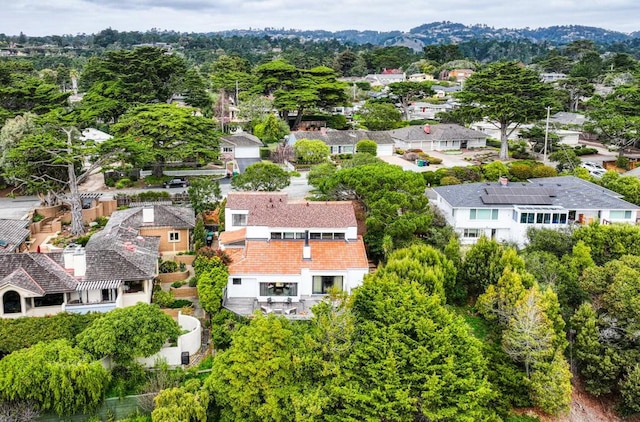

[589,169,606,178]
[581,162,604,171]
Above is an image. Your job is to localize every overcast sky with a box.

[1,0,638,37]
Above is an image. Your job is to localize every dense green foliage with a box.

[230,161,291,191]
[0,312,102,355]
[76,303,181,364]
[0,339,110,415]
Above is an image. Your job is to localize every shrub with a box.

[105,177,116,187]
[259,147,271,160]
[159,260,179,273]
[617,155,630,170]
[486,138,502,148]
[169,299,193,309]
[530,164,557,178]
[188,277,197,287]
[179,262,186,272]
[440,176,461,185]
[153,290,174,308]
[75,234,92,247]
[171,281,185,289]
[94,216,108,227]
[508,163,534,181]
[404,152,420,161]
[115,178,133,189]
[32,213,44,222]
[356,139,378,156]
[289,171,301,177]
[573,146,598,156]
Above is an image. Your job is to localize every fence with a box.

[37,395,148,422]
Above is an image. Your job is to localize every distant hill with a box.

[214,21,638,50]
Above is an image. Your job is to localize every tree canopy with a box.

[230,161,291,192]
[453,61,555,160]
[76,303,181,365]
[0,339,110,415]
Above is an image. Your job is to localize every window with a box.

[283,232,295,239]
[543,213,551,224]
[312,276,344,294]
[310,232,322,240]
[463,228,482,238]
[343,145,354,153]
[520,213,535,224]
[232,214,247,226]
[334,233,345,240]
[168,231,180,242]
[610,210,632,219]
[124,280,144,294]
[560,214,567,224]
[271,232,282,239]
[260,282,298,296]
[232,278,242,285]
[470,208,498,220]
[34,293,64,307]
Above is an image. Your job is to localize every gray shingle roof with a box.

[109,205,195,229]
[0,219,30,254]
[220,133,264,147]
[433,176,640,210]
[390,124,487,142]
[291,130,394,146]
[0,254,77,294]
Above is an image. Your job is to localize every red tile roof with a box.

[219,228,246,245]
[228,238,369,275]
[226,192,357,229]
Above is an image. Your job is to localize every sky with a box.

[1,0,638,37]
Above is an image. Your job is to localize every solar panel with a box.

[481,186,556,205]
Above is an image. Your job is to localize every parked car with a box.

[163,177,189,188]
[581,162,604,171]
[589,169,606,178]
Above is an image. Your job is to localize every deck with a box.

[222,295,327,320]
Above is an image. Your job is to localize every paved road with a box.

[96,173,313,201]
[0,196,41,220]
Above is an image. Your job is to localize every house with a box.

[0,219,31,254]
[407,101,454,121]
[219,132,264,161]
[364,70,406,87]
[440,69,474,82]
[220,132,264,174]
[290,129,395,157]
[106,204,195,255]
[390,124,488,151]
[431,84,462,99]
[540,72,567,83]
[408,73,435,82]
[0,204,194,318]
[431,176,640,247]
[219,192,369,318]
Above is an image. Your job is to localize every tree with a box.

[338,273,498,421]
[598,171,640,205]
[548,145,581,172]
[316,162,432,259]
[205,315,300,422]
[387,81,433,120]
[80,46,187,123]
[0,112,127,235]
[0,340,109,415]
[152,379,209,422]
[192,215,206,253]
[453,61,555,160]
[252,113,289,144]
[231,161,291,191]
[529,351,572,415]
[188,177,222,215]
[293,139,330,164]
[355,139,377,156]
[585,83,640,155]
[358,102,404,131]
[558,77,595,112]
[111,103,220,177]
[459,236,506,297]
[207,55,255,96]
[0,60,70,120]
[197,265,229,315]
[76,303,181,365]
[423,44,463,63]
[181,68,213,115]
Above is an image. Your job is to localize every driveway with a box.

[0,196,41,220]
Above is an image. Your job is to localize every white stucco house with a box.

[219,132,264,160]
[219,192,369,318]
[431,176,639,247]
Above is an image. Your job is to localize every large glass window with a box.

[312,276,344,294]
[34,293,64,307]
[470,208,498,220]
[610,210,632,219]
[260,282,298,296]
[463,228,482,238]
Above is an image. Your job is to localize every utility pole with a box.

[543,106,551,164]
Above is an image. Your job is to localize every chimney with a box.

[303,230,311,259]
[73,245,87,277]
[423,124,431,134]
[63,244,86,277]
[499,176,509,187]
[142,207,154,223]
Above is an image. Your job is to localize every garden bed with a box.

[157,270,189,283]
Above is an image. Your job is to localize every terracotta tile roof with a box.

[227,192,357,228]
[228,238,369,275]
[219,228,246,245]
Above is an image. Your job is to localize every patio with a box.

[222,295,328,319]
